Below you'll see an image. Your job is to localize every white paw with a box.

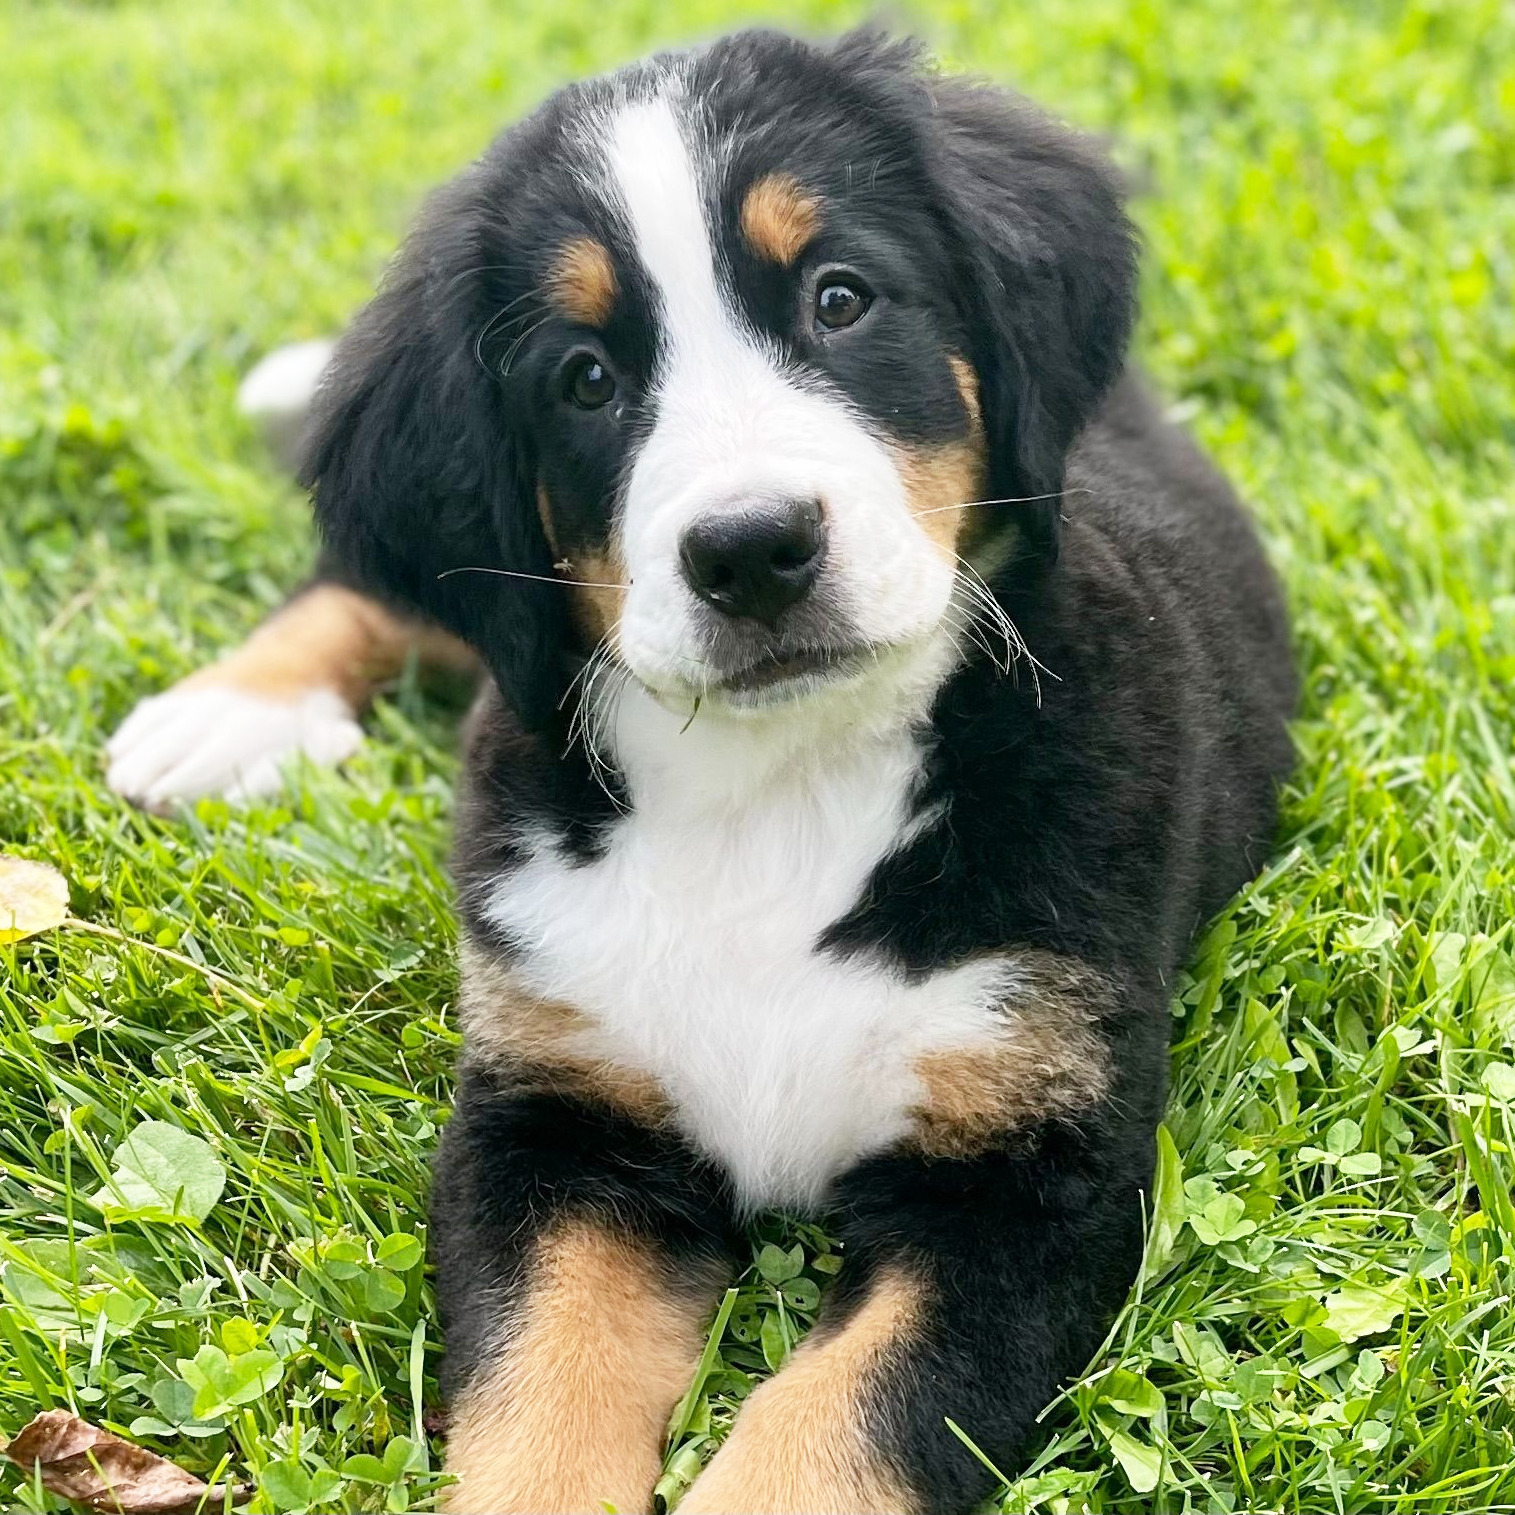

[106,684,363,812]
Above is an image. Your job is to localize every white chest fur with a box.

[481,677,1017,1212]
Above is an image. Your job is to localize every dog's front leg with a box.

[679,1107,1155,1515]
[433,1065,732,1515]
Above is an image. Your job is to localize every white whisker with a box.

[474,294,546,372]
[951,556,1059,706]
[913,487,1092,519]
[499,311,554,376]
[437,566,628,591]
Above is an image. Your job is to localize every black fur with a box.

[304,27,1295,1513]
[430,1069,736,1400]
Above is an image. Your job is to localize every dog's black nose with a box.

[679,499,825,624]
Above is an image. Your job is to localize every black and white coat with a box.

[118,28,1298,1515]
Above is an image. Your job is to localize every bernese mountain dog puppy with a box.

[108,28,1296,1514]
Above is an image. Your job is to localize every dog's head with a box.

[305,30,1136,728]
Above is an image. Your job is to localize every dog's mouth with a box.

[713,642,874,697]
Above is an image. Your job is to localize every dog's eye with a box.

[564,353,616,409]
[814,279,871,332]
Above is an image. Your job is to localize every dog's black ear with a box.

[835,32,1138,559]
[302,214,565,728]
[929,76,1137,558]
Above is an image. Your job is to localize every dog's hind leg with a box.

[106,578,477,811]
[106,340,478,810]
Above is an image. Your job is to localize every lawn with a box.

[2,0,1513,1509]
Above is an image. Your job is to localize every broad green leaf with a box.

[90,1121,226,1224]
[1351,1348,1386,1389]
[376,1232,425,1272]
[1173,1321,1233,1379]
[320,1237,366,1280]
[1189,1192,1256,1246]
[779,1277,820,1312]
[261,1458,314,1509]
[1426,931,1467,991]
[1341,916,1396,952]
[1183,1177,1220,1210]
[220,1317,259,1355]
[177,1344,284,1419]
[756,1243,803,1284]
[1482,1062,1515,1104]
[364,1268,407,1314]
[1412,1210,1451,1248]
[1325,1118,1362,1156]
[1100,1420,1163,1493]
[127,1416,179,1438]
[382,1438,422,1478]
[1470,942,1515,1041]
[1322,1281,1404,1342]
[1,1251,82,1337]
[759,1309,790,1372]
[1100,1368,1163,1418]
[1144,1124,1186,1277]
[343,1453,394,1484]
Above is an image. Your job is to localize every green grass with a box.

[2,0,1513,1509]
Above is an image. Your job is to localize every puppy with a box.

[111,29,1296,1513]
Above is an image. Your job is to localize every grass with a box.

[1,0,1513,1509]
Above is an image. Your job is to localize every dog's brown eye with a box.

[565,354,616,409]
[815,280,871,331]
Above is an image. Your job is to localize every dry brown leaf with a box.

[1,1410,251,1513]
[0,855,69,944]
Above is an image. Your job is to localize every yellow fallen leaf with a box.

[0,855,70,944]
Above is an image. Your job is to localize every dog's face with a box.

[527,75,987,710]
[306,31,1136,726]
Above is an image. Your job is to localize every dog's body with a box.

[108,30,1294,1513]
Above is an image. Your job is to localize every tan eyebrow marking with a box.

[740,172,821,266]
[549,237,618,326]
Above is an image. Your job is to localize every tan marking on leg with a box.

[679,1270,922,1515]
[740,173,821,266]
[459,944,670,1126]
[549,237,618,327]
[183,583,476,708]
[897,356,987,561]
[910,953,1113,1159]
[443,1222,716,1515]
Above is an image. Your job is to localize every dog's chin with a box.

[712,642,877,707]
[631,631,952,721]
[629,649,868,718]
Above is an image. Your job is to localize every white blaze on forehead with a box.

[604,89,730,358]
[594,83,962,710]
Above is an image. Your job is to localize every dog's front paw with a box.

[106,681,362,812]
